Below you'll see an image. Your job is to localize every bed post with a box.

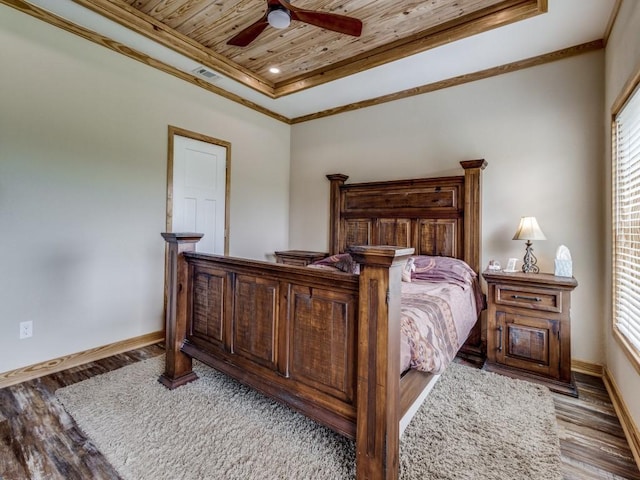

[349,245,414,480]
[159,232,203,389]
[460,159,487,273]
[327,174,349,255]
[460,159,488,356]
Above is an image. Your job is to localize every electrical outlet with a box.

[19,321,33,339]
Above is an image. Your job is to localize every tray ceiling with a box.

[73,0,547,98]
[4,0,617,121]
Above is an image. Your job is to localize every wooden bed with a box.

[160,159,487,480]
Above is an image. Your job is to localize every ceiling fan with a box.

[227,0,363,47]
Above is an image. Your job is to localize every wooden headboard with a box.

[327,159,487,358]
[327,159,487,274]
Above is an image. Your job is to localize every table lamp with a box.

[512,216,546,273]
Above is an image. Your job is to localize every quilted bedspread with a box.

[399,280,479,374]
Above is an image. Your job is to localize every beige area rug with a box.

[56,357,562,480]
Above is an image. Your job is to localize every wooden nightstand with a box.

[274,250,328,266]
[482,270,578,396]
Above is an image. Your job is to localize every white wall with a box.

[0,4,290,373]
[290,51,605,365]
[604,0,640,433]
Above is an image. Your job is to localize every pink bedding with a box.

[399,279,479,374]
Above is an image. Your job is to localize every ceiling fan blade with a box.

[278,1,362,37]
[227,16,269,46]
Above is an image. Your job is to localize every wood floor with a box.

[1,344,638,480]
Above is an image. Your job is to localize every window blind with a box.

[614,82,640,355]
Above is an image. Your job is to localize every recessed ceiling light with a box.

[269,67,281,74]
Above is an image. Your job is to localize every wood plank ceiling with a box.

[74,0,547,98]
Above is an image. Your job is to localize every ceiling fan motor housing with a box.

[267,6,291,29]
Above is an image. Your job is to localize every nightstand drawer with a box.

[494,284,562,313]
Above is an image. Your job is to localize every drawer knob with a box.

[511,294,542,302]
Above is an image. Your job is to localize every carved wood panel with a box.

[508,324,547,362]
[191,268,226,346]
[416,219,459,257]
[377,219,412,247]
[495,311,560,378]
[233,274,278,369]
[288,285,357,403]
[343,187,458,211]
[343,219,372,251]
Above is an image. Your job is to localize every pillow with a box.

[411,255,476,287]
[310,253,360,274]
[402,257,415,282]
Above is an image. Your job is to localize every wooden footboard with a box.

[161,233,412,479]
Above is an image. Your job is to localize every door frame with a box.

[166,125,231,255]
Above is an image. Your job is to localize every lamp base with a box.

[522,240,540,273]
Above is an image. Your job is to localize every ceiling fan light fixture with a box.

[267,8,290,29]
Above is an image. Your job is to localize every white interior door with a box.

[172,135,227,254]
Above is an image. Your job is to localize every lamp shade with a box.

[512,216,547,241]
